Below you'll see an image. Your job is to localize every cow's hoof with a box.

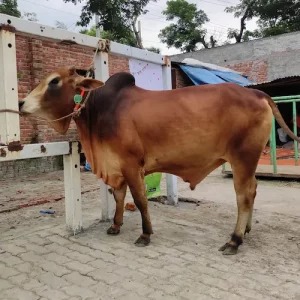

[218,243,238,255]
[134,234,150,247]
[107,225,120,235]
[244,226,251,234]
[218,243,229,252]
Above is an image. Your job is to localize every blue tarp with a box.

[179,65,252,86]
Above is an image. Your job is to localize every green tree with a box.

[226,0,300,43]
[225,0,256,43]
[146,46,160,54]
[158,0,215,52]
[0,0,21,17]
[64,0,156,48]
[80,26,96,37]
[80,26,136,46]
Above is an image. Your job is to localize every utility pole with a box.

[95,14,101,38]
[138,20,142,47]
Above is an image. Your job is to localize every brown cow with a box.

[19,67,300,255]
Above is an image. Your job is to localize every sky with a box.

[17,0,258,55]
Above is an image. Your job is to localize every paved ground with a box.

[0,169,300,300]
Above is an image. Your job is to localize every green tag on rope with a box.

[74,94,82,104]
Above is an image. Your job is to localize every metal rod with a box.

[292,101,299,165]
[95,14,101,38]
[273,99,300,104]
[273,95,300,100]
[0,14,165,65]
[270,117,277,173]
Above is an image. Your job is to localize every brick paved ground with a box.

[0,170,300,300]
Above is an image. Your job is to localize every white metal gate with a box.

[0,13,178,234]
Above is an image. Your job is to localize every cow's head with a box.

[19,67,104,134]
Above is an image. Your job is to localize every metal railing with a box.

[270,95,300,173]
[222,95,300,177]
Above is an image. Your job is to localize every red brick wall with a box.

[109,54,129,75]
[174,68,193,88]
[16,34,129,145]
[226,60,268,83]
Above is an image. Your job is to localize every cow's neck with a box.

[74,89,101,176]
[74,117,123,188]
[75,114,95,171]
[73,86,108,177]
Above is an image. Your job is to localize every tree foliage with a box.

[158,0,215,52]
[0,0,21,17]
[64,0,156,48]
[146,46,160,54]
[226,0,300,43]
[79,25,137,46]
[80,26,97,37]
[0,0,39,22]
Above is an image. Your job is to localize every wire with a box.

[142,15,231,32]
[212,0,236,5]
[200,0,228,7]
[67,22,78,31]
[18,0,232,38]
[19,0,81,17]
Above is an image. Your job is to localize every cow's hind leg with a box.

[245,179,257,235]
[107,183,127,235]
[219,161,258,255]
[123,167,153,247]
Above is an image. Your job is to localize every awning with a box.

[179,65,253,86]
[175,58,253,86]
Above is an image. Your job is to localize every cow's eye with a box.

[49,77,60,86]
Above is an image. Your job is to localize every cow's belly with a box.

[144,140,225,188]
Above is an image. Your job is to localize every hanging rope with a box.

[0,109,20,114]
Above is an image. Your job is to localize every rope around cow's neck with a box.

[0,90,92,123]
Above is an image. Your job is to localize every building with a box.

[172,30,300,88]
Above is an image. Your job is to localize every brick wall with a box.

[225,60,268,83]
[17,35,93,144]
[1,34,129,178]
[174,68,193,89]
[109,54,130,75]
[15,35,130,145]
[0,156,63,179]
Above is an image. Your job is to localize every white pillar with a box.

[162,56,178,205]
[63,142,82,234]
[94,41,115,220]
[0,27,20,145]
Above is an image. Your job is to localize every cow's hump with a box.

[105,72,135,91]
[84,72,136,139]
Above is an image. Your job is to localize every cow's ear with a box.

[76,78,104,91]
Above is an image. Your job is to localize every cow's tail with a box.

[266,96,300,143]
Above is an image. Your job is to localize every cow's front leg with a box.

[124,168,153,247]
[107,183,127,235]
